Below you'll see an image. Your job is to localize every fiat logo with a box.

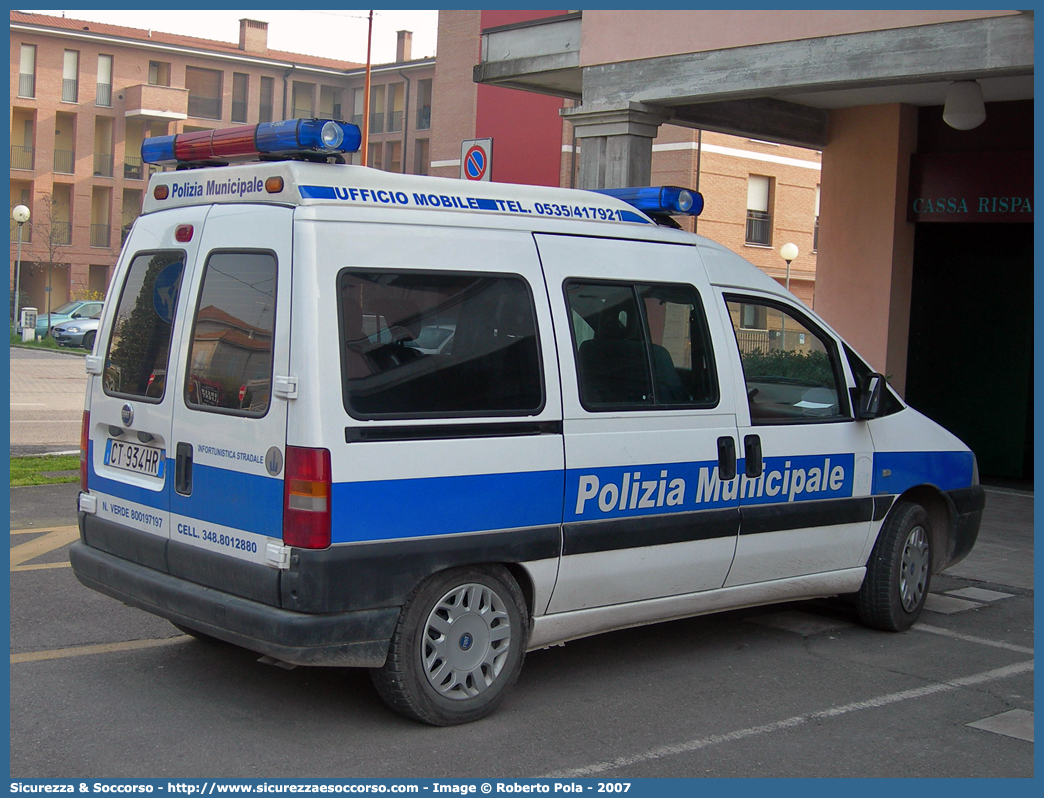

[121,404,134,426]
[459,633,474,651]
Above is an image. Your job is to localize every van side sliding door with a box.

[536,234,742,613]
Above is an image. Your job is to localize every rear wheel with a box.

[857,501,932,631]
[371,565,528,726]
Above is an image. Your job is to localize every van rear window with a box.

[339,271,543,418]
[104,250,184,401]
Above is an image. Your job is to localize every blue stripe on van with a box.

[873,450,974,495]
[170,462,284,538]
[331,469,565,544]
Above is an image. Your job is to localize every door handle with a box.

[744,434,763,478]
[175,442,193,495]
[717,436,737,481]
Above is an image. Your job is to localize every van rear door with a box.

[168,204,292,574]
[86,207,206,551]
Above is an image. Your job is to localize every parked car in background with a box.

[35,300,104,338]
[52,312,102,350]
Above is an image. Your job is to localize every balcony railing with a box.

[54,150,75,174]
[416,106,431,130]
[90,224,111,248]
[387,110,403,133]
[62,78,78,103]
[187,95,221,119]
[231,100,248,123]
[52,221,72,245]
[19,73,35,98]
[10,222,32,244]
[11,145,34,170]
[350,114,363,127]
[94,153,114,177]
[124,157,143,180]
[97,83,112,107]
[259,104,274,123]
[735,328,771,354]
[370,112,385,134]
[745,210,772,246]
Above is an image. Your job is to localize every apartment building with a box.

[9,11,435,314]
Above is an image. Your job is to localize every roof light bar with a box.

[141,119,361,165]
[591,186,704,217]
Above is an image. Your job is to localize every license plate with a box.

[104,438,165,478]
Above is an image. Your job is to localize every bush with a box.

[741,348,835,387]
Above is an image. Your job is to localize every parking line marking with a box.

[10,525,79,570]
[11,636,187,664]
[914,623,1034,654]
[544,660,1034,777]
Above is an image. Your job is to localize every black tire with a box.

[82,331,96,350]
[857,501,932,631]
[371,565,528,726]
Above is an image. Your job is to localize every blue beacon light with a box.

[592,186,704,217]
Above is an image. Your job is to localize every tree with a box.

[25,192,71,335]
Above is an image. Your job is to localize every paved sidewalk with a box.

[10,347,88,455]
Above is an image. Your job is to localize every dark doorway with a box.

[905,223,1032,480]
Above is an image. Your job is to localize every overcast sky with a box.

[23,9,441,64]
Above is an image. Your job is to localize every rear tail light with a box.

[80,411,90,491]
[283,446,332,549]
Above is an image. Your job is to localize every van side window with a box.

[184,251,277,416]
[843,342,904,417]
[340,271,543,418]
[566,281,718,410]
[104,250,185,401]
[726,296,848,423]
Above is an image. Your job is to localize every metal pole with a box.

[361,10,374,166]
[14,222,24,328]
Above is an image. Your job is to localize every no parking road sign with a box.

[461,138,493,181]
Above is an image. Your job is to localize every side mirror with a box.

[856,372,885,420]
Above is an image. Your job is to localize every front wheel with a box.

[371,565,528,726]
[82,331,96,350]
[857,501,932,631]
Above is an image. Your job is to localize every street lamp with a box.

[12,204,30,330]
[780,242,799,292]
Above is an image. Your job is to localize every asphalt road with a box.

[8,484,1034,778]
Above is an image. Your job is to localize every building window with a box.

[12,113,35,170]
[813,184,821,252]
[387,84,404,133]
[745,175,772,246]
[369,85,386,134]
[386,140,401,173]
[231,73,249,123]
[62,50,80,103]
[96,54,113,107]
[259,76,274,123]
[319,85,342,120]
[416,79,432,130]
[19,44,36,98]
[368,143,382,170]
[148,61,171,87]
[350,88,364,127]
[292,81,314,119]
[186,66,223,119]
[54,112,75,174]
[413,139,429,176]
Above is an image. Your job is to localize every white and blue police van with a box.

[70,118,985,726]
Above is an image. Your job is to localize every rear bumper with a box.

[69,540,398,667]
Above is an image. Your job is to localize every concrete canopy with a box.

[474,12,1034,149]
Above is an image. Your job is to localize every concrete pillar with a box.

[815,103,918,395]
[561,102,670,188]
